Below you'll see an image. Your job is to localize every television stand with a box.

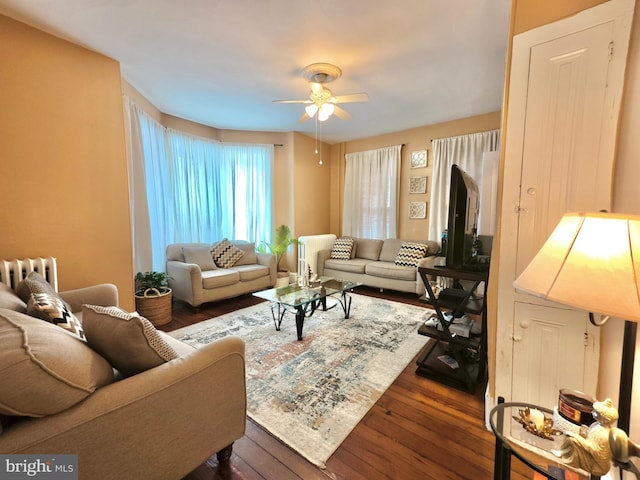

[415,265,488,392]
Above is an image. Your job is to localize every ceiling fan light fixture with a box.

[318,102,334,121]
[305,104,318,118]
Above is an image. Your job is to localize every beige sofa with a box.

[166,241,276,308]
[0,276,246,480]
[317,237,440,296]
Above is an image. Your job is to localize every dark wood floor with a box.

[160,287,533,480]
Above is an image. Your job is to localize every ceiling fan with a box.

[273,63,369,122]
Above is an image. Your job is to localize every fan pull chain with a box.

[318,119,323,165]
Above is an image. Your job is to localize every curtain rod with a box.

[274,143,283,147]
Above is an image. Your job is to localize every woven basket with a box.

[134,288,173,326]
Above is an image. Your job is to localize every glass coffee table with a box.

[253,277,362,340]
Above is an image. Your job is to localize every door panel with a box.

[512,302,590,408]
[493,0,634,411]
[516,21,614,276]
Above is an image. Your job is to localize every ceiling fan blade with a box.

[272,99,312,104]
[332,92,369,104]
[332,105,352,121]
[298,111,311,123]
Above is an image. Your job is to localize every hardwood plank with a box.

[168,288,541,480]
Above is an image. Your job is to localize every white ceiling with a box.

[0,0,511,144]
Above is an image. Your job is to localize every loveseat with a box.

[166,240,276,309]
[0,272,246,480]
[317,237,440,296]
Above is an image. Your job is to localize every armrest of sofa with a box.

[256,252,276,285]
[59,284,119,312]
[316,249,331,276]
[0,336,246,480]
[167,259,202,307]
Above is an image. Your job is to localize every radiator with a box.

[0,257,58,292]
[298,234,336,275]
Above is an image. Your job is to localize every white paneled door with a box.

[494,0,634,410]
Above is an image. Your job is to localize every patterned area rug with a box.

[170,293,432,468]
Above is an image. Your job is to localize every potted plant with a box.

[258,225,300,287]
[134,271,173,326]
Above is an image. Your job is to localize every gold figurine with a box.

[552,398,619,476]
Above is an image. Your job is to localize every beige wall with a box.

[0,15,135,310]
[512,0,606,34]
[335,112,501,241]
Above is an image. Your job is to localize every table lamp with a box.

[513,212,640,436]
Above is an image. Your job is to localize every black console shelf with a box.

[416,264,489,393]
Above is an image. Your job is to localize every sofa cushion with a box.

[0,309,114,417]
[379,239,405,262]
[365,261,417,281]
[183,245,217,271]
[395,241,430,267]
[27,292,85,340]
[16,271,59,304]
[355,238,384,260]
[201,269,241,289]
[232,241,258,266]
[81,305,179,376]
[211,239,245,268]
[330,237,356,260]
[231,264,270,282]
[324,258,369,274]
[0,283,27,313]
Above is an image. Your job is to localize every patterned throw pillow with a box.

[16,271,58,304]
[394,242,429,267]
[27,292,85,340]
[211,238,245,268]
[330,237,356,260]
[81,305,179,376]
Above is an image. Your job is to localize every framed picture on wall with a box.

[410,150,427,168]
[409,201,427,219]
[410,176,427,194]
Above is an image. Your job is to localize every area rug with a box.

[170,294,433,468]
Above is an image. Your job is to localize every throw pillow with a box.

[231,241,258,266]
[0,309,114,417]
[81,304,179,376]
[211,238,245,268]
[16,271,58,304]
[394,242,429,267]
[330,237,356,260]
[183,245,217,271]
[27,292,85,340]
[0,283,27,313]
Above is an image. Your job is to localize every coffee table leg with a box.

[340,291,353,319]
[295,306,305,341]
[270,303,286,331]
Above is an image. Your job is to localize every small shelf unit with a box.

[416,264,489,392]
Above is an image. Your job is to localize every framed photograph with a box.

[410,176,427,194]
[410,150,427,169]
[409,201,427,219]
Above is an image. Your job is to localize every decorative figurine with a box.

[552,398,619,476]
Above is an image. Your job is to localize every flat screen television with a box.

[445,164,480,268]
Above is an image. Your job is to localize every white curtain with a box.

[123,97,167,273]
[124,97,273,273]
[428,130,500,242]
[343,145,401,239]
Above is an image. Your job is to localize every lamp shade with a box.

[513,212,640,322]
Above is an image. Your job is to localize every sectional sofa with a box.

[0,272,246,480]
[317,237,440,296]
[166,240,276,308]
